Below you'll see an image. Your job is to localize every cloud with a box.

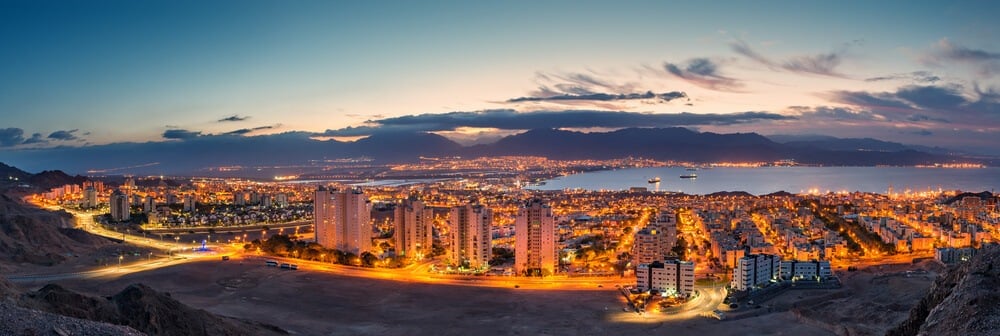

[865,71,940,83]
[825,90,914,110]
[222,125,278,136]
[894,85,967,110]
[162,129,203,140]
[22,133,48,145]
[218,115,249,122]
[507,91,687,103]
[788,106,885,121]
[730,40,850,77]
[0,128,26,147]
[922,39,1000,77]
[663,58,744,92]
[529,71,639,97]
[47,129,79,141]
[824,84,1000,125]
[319,109,794,136]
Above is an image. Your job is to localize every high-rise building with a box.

[634,210,679,266]
[82,187,98,209]
[233,191,246,206]
[448,203,492,270]
[109,189,130,222]
[635,258,696,297]
[633,227,666,266]
[314,187,372,255]
[142,195,155,213]
[515,198,556,276]
[275,193,288,207]
[394,197,433,259]
[731,254,781,292]
[183,195,196,213]
[652,210,678,249]
[261,194,272,208]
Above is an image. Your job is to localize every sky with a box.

[2,0,1000,154]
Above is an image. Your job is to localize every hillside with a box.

[0,193,115,267]
[15,283,287,336]
[1,276,144,335]
[888,245,1000,336]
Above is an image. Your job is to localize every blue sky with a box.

[2,0,1000,154]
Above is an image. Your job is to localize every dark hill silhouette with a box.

[0,128,975,175]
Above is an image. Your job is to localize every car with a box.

[221,256,230,261]
[265,260,278,267]
[280,263,291,269]
[289,264,298,270]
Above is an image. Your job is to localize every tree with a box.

[360,252,379,267]
[671,236,688,260]
[490,247,515,265]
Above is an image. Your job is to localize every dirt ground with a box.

[39,260,835,336]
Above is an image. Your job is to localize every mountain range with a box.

[0,128,987,176]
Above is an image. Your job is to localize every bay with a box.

[526,167,1000,195]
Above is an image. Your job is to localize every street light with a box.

[118,255,124,272]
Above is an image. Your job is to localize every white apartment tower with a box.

[448,203,492,270]
[636,259,696,297]
[395,197,434,259]
[314,187,372,255]
[183,195,196,213]
[634,227,666,266]
[82,187,98,209]
[142,195,155,213]
[109,189,130,222]
[233,191,246,206]
[731,254,781,292]
[515,198,556,276]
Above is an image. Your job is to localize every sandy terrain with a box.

[42,259,835,336]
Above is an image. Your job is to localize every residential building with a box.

[731,254,780,291]
[395,197,434,259]
[183,195,196,213]
[515,198,556,276]
[233,191,246,206]
[633,226,666,266]
[635,258,696,297]
[82,187,97,209]
[449,203,492,270]
[314,187,372,255]
[779,260,832,281]
[109,189,130,222]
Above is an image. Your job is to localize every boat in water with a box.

[679,174,698,179]
[685,167,699,171]
[647,177,661,183]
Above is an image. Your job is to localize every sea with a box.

[525,167,1000,195]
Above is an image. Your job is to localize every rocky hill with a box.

[888,245,1000,336]
[0,276,144,335]
[14,282,286,336]
[0,193,115,267]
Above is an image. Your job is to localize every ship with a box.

[647,177,661,183]
[679,174,697,179]
[685,167,699,171]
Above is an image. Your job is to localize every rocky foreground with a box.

[1,275,287,336]
[888,244,1000,336]
[1,276,144,335]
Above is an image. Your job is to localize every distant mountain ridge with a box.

[0,162,87,190]
[0,128,982,175]
[767,134,957,155]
